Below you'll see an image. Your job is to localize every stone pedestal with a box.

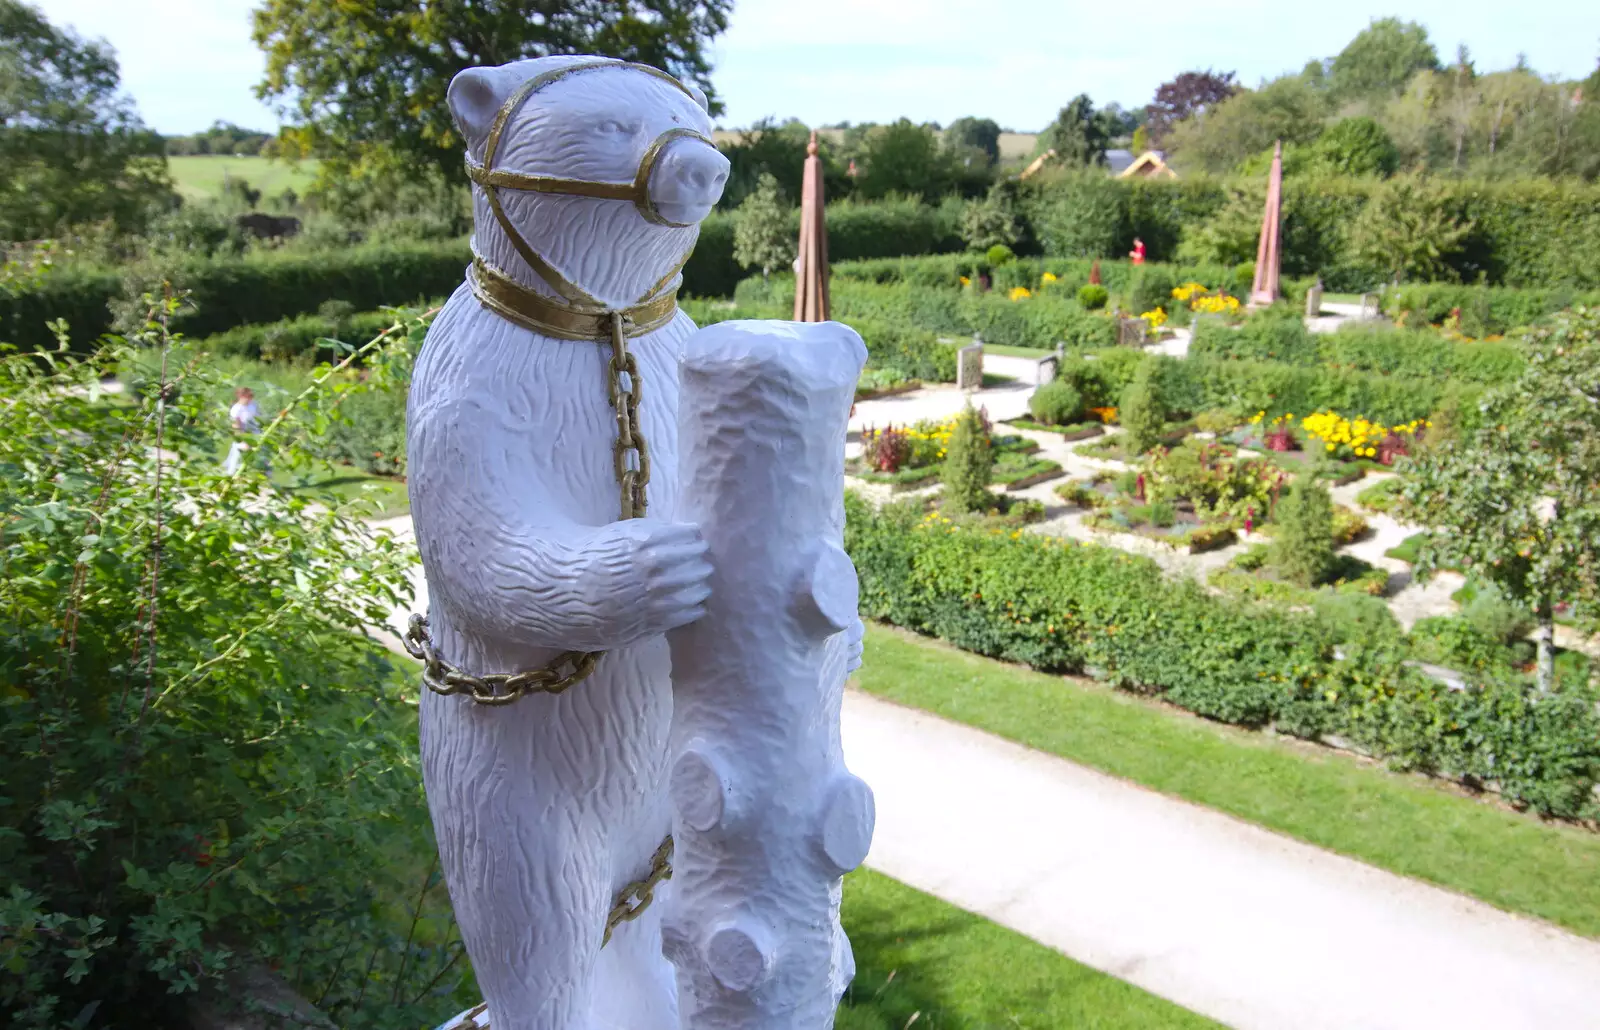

[663,320,873,1030]
[957,341,984,391]
[1035,354,1058,386]
[1305,279,1324,318]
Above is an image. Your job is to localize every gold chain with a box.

[604,835,674,945]
[407,313,649,703]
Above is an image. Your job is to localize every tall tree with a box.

[1163,75,1329,174]
[252,0,732,191]
[1143,70,1238,145]
[731,172,794,280]
[1039,94,1107,166]
[0,0,171,238]
[1400,310,1600,693]
[854,119,970,202]
[944,116,1002,164]
[1349,171,1472,282]
[1330,17,1440,102]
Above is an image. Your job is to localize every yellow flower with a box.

[1041,271,1058,284]
[1326,443,1335,452]
[1009,286,1032,301]
[959,276,970,286]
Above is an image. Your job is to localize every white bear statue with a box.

[405,55,729,1030]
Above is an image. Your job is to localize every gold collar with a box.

[467,257,681,342]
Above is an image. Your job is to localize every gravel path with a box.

[847,688,1600,1030]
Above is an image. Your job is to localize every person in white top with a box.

[223,387,261,473]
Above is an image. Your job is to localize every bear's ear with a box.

[448,66,519,150]
[682,80,711,114]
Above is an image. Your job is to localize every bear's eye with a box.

[595,119,637,137]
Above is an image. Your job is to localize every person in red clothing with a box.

[1129,238,1146,265]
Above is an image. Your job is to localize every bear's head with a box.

[449,56,730,311]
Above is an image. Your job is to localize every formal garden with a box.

[6,2,1600,1027]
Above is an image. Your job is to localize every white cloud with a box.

[32,0,1600,136]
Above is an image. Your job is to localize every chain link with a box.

[405,304,670,951]
[603,835,674,945]
[406,313,650,705]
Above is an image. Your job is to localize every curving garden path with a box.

[368,527,1600,1030]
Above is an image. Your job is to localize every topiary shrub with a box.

[1077,283,1109,310]
[1118,358,1166,455]
[1124,265,1176,316]
[941,404,994,513]
[1271,480,1337,586]
[1028,380,1083,426]
[985,243,1016,266]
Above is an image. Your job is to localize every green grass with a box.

[856,623,1600,939]
[983,344,1054,358]
[1386,532,1433,564]
[273,461,411,516]
[168,154,321,202]
[838,869,1215,1029]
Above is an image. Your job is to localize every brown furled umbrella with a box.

[1249,140,1283,308]
[794,131,830,322]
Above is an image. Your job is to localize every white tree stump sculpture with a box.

[662,320,874,1029]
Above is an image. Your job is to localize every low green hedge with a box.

[1384,283,1600,333]
[681,296,958,383]
[734,274,1119,350]
[197,308,425,362]
[1192,314,1527,386]
[1049,349,1469,425]
[846,494,1600,819]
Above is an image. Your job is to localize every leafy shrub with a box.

[0,312,467,1027]
[1311,592,1403,645]
[941,405,994,513]
[1028,380,1083,426]
[986,244,1015,266]
[197,307,415,362]
[1461,581,1537,647]
[1124,265,1176,319]
[1190,305,1318,364]
[1272,481,1337,586]
[1077,283,1109,310]
[845,493,1600,817]
[1118,358,1166,455]
[1147,500,1177,528]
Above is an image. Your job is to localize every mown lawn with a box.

[167,154,321,202]
[838,869,1214,1029]
[855,623,1600,939]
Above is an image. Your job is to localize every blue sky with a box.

[36,0,1600,135]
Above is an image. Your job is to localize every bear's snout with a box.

[648,138,731,227]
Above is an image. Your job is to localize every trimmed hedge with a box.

[846,494,1600,819]
[1384,283,1600,332]
[1019,174,1600,291]
[197,309,425,362]
[1051,349,1470,425]
[0,241,470,352]
[1191,314,1527,386]
[681,296,958,383]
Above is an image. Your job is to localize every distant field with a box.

[167,155,321,202]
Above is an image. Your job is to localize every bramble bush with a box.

[845,493,1600,819]
[0,302,471,1029]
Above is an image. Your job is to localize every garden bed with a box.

[855,379,923,401]
[1082,502,1238,554]
[1213,545,1390,599]
[1005,418,1106,441]
[851,429,1041,491]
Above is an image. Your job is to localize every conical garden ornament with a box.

[794,130,831,322]
[1249,139,1284,308]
